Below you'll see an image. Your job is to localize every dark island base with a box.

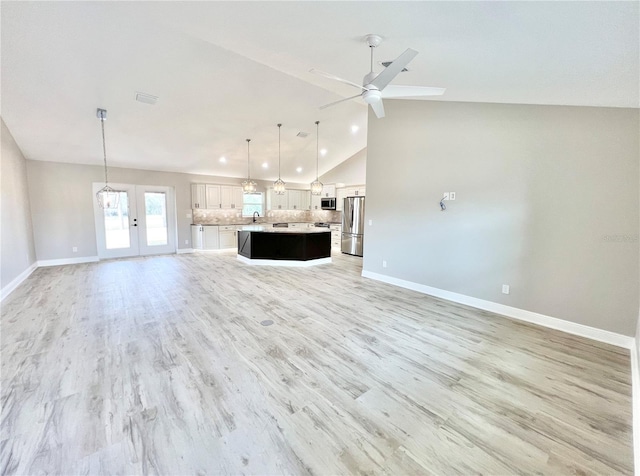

[237,230,331,266]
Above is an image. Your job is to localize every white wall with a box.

[26,160,308,261]
[320,148,366,186]
[1,118,36,289]
[364,100,639,336]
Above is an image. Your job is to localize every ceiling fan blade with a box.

[369,48,418,91]
[370,100,385,118]
[319,94,362,110]
[310,69,367,91]
[381,85,446,98]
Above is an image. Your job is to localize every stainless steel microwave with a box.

[321,197,336,210]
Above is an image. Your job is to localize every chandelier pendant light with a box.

[242,138,257,194]
[310,120,323,196]
[273,123,286,195]
[95,108,120,209]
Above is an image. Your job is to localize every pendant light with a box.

[242,138,257,194]
[95,108,120,209]
[273,123,286,195]
[310,120,323,195]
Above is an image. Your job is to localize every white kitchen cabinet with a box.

[220,186,244,209]
[288,223,307,229]
[310,193,321,211]
[203,225,219,249]
[267,188,288,210]
[191,225,204,249]
[205,185,221,209]
[336,185,365,211]
[322,184,336,198]
[219,225,237,249]
[330,224,342,249]
[287,190,307,210]
[191,184,206,209]
[336,188,347,211]
[298,191,310,211]
[232,187,244,210]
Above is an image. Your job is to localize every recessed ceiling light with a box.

[262,162,268,169]
[351,125,359,133]
[320,148,327,156]
[296,167,302,173]
[219,156,226,163]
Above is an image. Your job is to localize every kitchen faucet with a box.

[252,211,260,223]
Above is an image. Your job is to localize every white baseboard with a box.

[631,340,640,474]
[237,255,331,267]
[0,262,38,303]
[176,248,194,254]
[37,256,99,267]
[361,270,634,349]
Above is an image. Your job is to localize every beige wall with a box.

[1,118,36,289]
[320,148,367,186]
[26,160,309,261]
[364,100,639,336]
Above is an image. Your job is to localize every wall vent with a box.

[135,92,158,105]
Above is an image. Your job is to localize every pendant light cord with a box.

[100,117,109,185]
[246,139,251,179]
[315,120,320,180]
[277,124,282,179]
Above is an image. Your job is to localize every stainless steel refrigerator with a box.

[341,196,365,256]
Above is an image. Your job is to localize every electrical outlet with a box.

[382,260,387,268]
[72,247,78,253]
[449,192,456,200]
[369,219,373,226]
[502,284,510,294]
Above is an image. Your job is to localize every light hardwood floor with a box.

[1,251,633,475]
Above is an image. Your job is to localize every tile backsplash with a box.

[192,208,342,225]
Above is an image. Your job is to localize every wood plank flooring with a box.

[0,251,633,475]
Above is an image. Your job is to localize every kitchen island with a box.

[237,226,331,266]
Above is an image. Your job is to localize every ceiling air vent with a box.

[380,61,409,72]
[135,92,158,105]
[296,131,309,138]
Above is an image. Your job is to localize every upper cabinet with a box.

[310,193,322,211]
[322,184,336,198]
[267,188,313,210]
[267,188,288,210]
[191,184,206,209]
[205,184,221,209]
[191,183,244,210]
[288,190,310,210]
[336,185,365,211]
[220,185,244,209]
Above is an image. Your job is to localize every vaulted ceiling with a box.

[2,2,638,183]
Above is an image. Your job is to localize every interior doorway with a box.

[92,183,176,259]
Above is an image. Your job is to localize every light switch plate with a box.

[502,284,510,294]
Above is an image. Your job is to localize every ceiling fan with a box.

[311,34,445,118]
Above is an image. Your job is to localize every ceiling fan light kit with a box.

[311,33,446,118]
[95,108,120,210]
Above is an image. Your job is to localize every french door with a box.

[93,183,176,259]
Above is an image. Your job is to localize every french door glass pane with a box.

[145,192,168,246]
[104,191,130,249]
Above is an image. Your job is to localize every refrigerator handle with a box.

[350,207,354,229]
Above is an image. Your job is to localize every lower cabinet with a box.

[330,224,342,249]
[203,226,219,249]
[191,225,204,250]
[219,226,238,249]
